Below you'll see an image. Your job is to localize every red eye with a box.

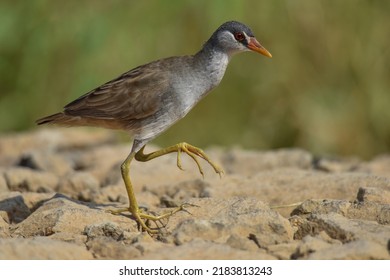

[234,32,245,41]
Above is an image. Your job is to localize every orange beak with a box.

[247,37,272,58]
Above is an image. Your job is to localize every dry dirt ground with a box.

[0,128,389,259]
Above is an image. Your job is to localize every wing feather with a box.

[64,60,171,122]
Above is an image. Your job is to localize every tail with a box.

[36,112,121,129]
[36,112,75,126]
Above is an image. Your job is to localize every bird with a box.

[36,21,272,234]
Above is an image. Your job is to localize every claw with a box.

[177,143,223,177]
[176,149,185,171]
[182,146,204,176]
[107,206,182,235]
[106,208,129,215]
[177,202,199,215]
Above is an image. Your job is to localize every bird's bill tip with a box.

[247,37,272,58]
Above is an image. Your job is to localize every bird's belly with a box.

[173,78,216,114]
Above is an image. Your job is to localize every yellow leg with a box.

[108,142,223,234]
[135,142,224,177]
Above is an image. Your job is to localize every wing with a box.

[64,60,171,123]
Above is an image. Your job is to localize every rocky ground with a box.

[0,128,389,259]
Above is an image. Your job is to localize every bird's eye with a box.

[234,32,245,42]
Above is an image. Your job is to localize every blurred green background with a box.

[1,0,389,158]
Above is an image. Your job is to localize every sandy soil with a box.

[0,128,389,259]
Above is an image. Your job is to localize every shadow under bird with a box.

[36,21,272,234]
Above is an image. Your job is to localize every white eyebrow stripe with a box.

[243,31,251,41]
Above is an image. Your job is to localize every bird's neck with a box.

[193,45,231,91]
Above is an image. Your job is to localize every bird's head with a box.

[210,21,272,58]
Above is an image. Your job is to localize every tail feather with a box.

[36,112,77,126]
[36,112,123,129]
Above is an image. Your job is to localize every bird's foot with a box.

[175,142,224,177]
[107,203,196,234]
[135,142,224,178]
